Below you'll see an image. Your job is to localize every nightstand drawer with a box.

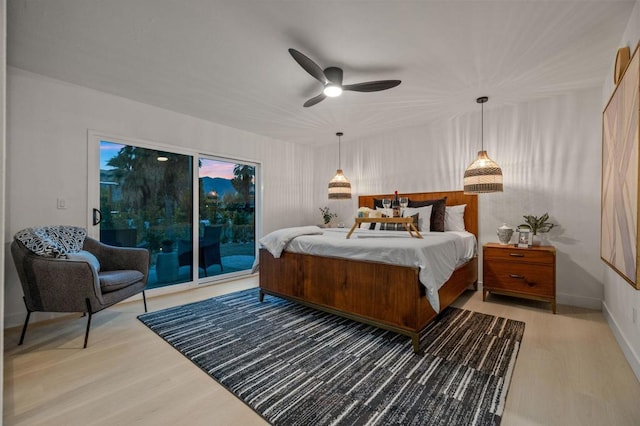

[484,261,554,297]
[483,246,554,264]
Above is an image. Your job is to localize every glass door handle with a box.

[92,208,102,226]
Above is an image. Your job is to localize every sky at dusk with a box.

[100,141,236,179]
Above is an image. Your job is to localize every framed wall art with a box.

[602,43,640,290]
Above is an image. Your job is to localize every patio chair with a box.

[177,225,223,277]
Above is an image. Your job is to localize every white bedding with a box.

[259,225,323,258]
[261,227,476,312]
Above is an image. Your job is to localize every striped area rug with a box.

[138,288,524,425]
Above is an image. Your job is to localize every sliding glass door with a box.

[98,141,194,288]
[91,134,259,290]
[198,157,256,279]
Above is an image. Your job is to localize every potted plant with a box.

[319,206,338,227]
[519,213,555,245]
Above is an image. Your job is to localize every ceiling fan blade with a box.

[303,93,326,107]
[342,80,401,92]
[289,48,327,84]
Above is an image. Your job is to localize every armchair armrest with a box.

[21,255,104,312]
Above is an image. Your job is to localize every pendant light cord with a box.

[481,101,484,151]
[476,96,488,152]
[336,131,343,169]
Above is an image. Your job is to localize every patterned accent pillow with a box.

[407,197,447,232]
[380,213,419,231]
[15,226,87,258]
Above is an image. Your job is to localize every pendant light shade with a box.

[464,97,503,194]
[328,132,351,199]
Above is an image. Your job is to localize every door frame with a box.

[87,129,262,295]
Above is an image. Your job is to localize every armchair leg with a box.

[83,298,93,349]
[19,297,31,346]
[142,290,148,313]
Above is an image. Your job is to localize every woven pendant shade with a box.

[328,132,352,199]
[463,96,503,194]
[328,169,352,199]
[464,151,503,193]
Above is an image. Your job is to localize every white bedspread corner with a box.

[259,226,323,258]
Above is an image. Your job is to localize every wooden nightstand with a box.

[483,242,556,313]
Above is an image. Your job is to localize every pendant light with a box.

[464,96,503,194]
[328,132,352,199]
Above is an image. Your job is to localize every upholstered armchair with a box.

[11,236,150,348]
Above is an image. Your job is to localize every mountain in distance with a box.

[200,176,235,197]
[100,171,236,198]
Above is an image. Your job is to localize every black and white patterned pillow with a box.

[15,226,87,258]
[380,213,419,231]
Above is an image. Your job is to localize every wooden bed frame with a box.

[259,190,478,352]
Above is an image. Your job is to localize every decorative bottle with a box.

[392,190,401,217]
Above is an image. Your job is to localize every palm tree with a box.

[231,164,254,207]
[106,147,192,247]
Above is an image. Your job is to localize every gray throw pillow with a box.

[66,250,101,271]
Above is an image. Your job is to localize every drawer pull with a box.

[509,253,525,257]
[510,274,525,279]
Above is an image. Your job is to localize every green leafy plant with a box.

[319,206,338,225]
[520,213,555,235]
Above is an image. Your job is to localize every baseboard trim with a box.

[556,292,602,310]
[603,301,640,383]
[5,311,24,329]
[4,311,73,330]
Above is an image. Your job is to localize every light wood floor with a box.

[4,276,640,426]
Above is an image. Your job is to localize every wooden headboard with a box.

[358,190,479,238]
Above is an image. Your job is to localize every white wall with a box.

[4,68,316,327]
[313,88,604,311]
[601,0,640,381]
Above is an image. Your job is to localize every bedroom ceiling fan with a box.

[288,48,401,107]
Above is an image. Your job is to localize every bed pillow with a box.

[375,207,394,217]
[359,222,376,230]
[380,213,419,231]
[407,197,447,232]
[402,205,432,232]
[445,204,467,231]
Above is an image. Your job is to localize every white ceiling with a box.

[7,0,635,146]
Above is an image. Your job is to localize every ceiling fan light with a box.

[323,84,343,97]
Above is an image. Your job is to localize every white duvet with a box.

[260,227,476,312]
